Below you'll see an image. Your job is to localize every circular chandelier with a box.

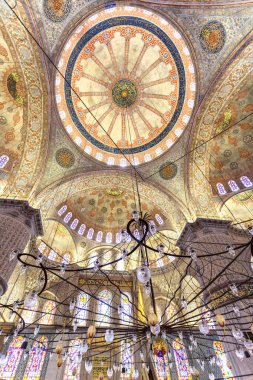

[1,213,253,379]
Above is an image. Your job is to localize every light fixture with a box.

[85,359,92,373]
[105,329,114,343]
[136,265,151,284]
[199,319,209,335]
[107,368,113,378]
[24,291,37,308]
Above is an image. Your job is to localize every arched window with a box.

[63,339,82,380]
[22,301,38,324]
[96,231,103,242]
[97,290,112,326]
[213,341,234,380]
[216,183,226,195]
[75,292,89,326]
[87,228,94,240]
[133,229,141,240]
[157,257,164,268]
[70,218,79,230]
[38,242,46,254]
[40,301,56,325]
[116,232,122,243]
[0,155,9,169]
[121,293,132,324]
[122,341,133,375]
[64,212,72,223]
[58,205,67,216]
[106,232,112,244]
[240,176,253,188]
[0,336,24,379]
[23,336,48,379]
[78,224,86,235]
[172,338,191,380]
[228,180,239,192]
[62,253,70,265]
[48,249,57,261]
[154,354,170,380]
[155,214,164,225]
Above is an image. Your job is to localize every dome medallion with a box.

[55,6,196,166]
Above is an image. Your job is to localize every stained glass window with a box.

[106,232,112,243]
[154,354,170,380]
[22,301,38,324]
[121,341,132,375]
[87,228,94,240]
[64,212,72,223]
[23,336,48,380]
[121,293,132,324]
[75,292,89,326]
[155,214,164,225]
[96,290,112,326]
[228,180,239,192]
[0,336,24,379]
[38,242,46,254]
[240,176,252,188]
[0,155,9,169]
[48,249,57,261]
[213,341,234,380]
[172,338,192,380]
[62,253,70,264]
[40,301,56,325]
[116,232,122,243]
[70,218,79,230]
[78,224,86,235]
[58,205,67,216]
[216,183,226,195]
[63,339,82,380]
[96,231,103,242]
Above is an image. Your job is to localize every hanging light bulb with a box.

[118,303,123,316]
[132,334,137,343]
[244,339,253,350]
[36,253,43,265]
[24,291,38,308]
[232,326,243,340]
[57,355,63,368]
[226,244,235,256]
[157,243,165,254]
[75,352,82,364]
[181,297,188,309]
[113,363,117,372]
[93,258,100,272]
[144,282,151,296]
[216,313,226,327]
[230,284,239,296]
[209,373,215,380]
[81,341,88,354]
[20,264,27,275]
[233,305,240,316]
[69,299,76,313]
[73,319,78,332]
[60,262,67,275]
[149,223,156,235]
[136,265,151,284]
[55,341,63,355]
[121,249,128,260]
[178,331,183,340]
[72,368,77,376]
[85,359,92,373]
[248,226,253,235]
[236,348,244,360]
[209,356,215,366]
[199,319,210,335]
[107,367,113,378]
[9,249,20,261]
[150,323,160,336]
[34,325,40,337]
[87,325,96,340]
[132,210,140,221]
[189,248,197,261]
[133,369,139,379]
[189,345,193,352]
[105,329,114,343]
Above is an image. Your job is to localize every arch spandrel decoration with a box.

[0,4,49,200]
[188,36,253,216]
[33,172,191,234]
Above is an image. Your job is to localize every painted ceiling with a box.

[55,6,196,165]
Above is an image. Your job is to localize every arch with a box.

[154,354,170,380]
[0,155,9,169]
[57,205,67,216]
[0,336,24,379]
[23,336,48,379]
[96,290,112,326]
[40,301,56,325]
[172,338,192,380]
[213,341,234,380]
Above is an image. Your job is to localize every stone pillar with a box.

[0,198,43,295]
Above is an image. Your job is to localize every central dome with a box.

[112,79,137,108]
[55,6,196,165]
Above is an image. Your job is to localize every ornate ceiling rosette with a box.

[55,6,196,166]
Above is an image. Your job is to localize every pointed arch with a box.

[40,301,56,325]
[23,336,48,380]
[172,338,192,380]
[96,289,112,326]
[63,339,82,380]
[0,336,24,379]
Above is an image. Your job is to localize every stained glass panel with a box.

[40,301,56,325]
[63,339,82,380]
[122,341,132,375]
[213,341,234,380]
[0,336,24,379]
[23,336,48,380]
[0,155,9,169]
[96,290,112,326]
[75,292,89,326]
[121,293,132,324]
[172,338,192,380]
[154,354,170,380]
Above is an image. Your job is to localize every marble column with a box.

[0,198,43,295]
